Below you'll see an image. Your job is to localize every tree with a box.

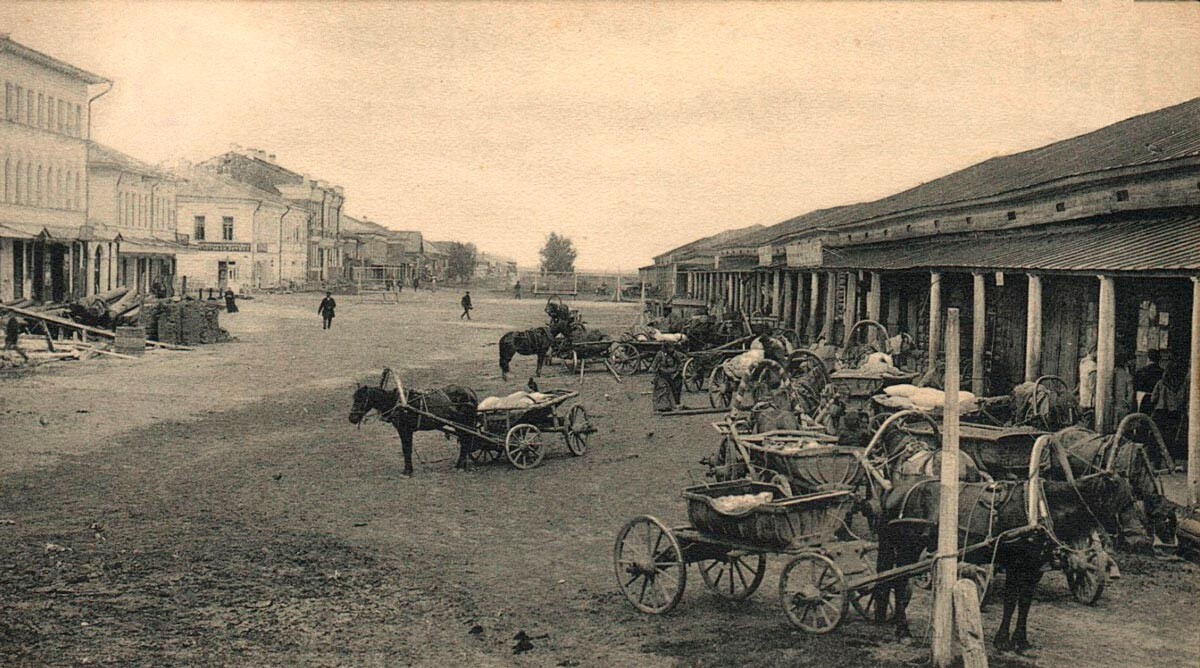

[539,232,577,274]
[445,242,478,283]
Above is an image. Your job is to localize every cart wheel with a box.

[610,343,641,376]
[564,405,590,456]
[699,551,766,600]
[504,424,546,470]
[681,358,702,393]
[613,516,687,614]
[779,553,848,633]
[708,366,730,409]
[468,446,500,465]
[1065,535,1105,605]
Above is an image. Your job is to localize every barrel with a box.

[114,326,146,356]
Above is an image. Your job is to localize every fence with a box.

[517,271,641,301]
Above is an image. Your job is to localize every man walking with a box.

[460,291,473,320]
[3,315,28,361]
[318,292,337,330]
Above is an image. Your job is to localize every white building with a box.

[175,166,307,294]
[0,34,108,302]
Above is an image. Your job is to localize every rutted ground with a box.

[1,293,1196,667]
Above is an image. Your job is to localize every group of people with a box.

[1080,347,1189,460]
[316,289,474,330]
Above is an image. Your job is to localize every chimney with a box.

[268,154,276,161]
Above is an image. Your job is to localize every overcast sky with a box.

[3,1,1198,271]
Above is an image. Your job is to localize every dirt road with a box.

[1,292,1196,667]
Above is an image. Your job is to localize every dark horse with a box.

[349,383,480,475]
[872,471,1136,651]
[499,320,581,381]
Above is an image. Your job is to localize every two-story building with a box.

[0,35,108,303]
[174,166,307,294]
[200,148,343,283]
[86,142,182,296]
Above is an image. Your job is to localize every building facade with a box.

[0,35,107,302]
[86,143,181,295]
[175,167,307,294]
[662,97,1200,502]
[200,148,343,283]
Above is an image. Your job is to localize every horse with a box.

[498,326,556,381]
[349,383,480,475]
[871,471,1136,652]
[1044,420,1177,547]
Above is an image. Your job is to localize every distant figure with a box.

[460,291,473,320]
[650,342,687,412]
[431,276,438,292]
[318,291,337,330]
[514,281,522,300]
[224,288,239,313]
[3,316,28,361]
[412,275,420,291]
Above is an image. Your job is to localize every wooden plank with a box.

[1190,277,1200,506]
[0,303,191,350]
[1096,276,1115,432]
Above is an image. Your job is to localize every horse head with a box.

[349,384,374,424]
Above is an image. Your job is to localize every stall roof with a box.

[823,213,1200,273]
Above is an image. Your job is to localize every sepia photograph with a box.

[1,1,1198,666]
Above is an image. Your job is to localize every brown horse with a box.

[349,383,480,475]
[872,471,1136,652]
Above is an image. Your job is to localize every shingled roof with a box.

[721,96,1200,250]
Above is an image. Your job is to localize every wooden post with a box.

[1096,275,1115,433]
[773,269,783,318]
[1189,277,1200,507]
[1025,274,1042,382]
[823,271,837,343]
[972,272,986,396]
[781,271,794,328]
[867,272,882,322]
[932,308,961,668]
[953,579,988,668]
[887,291,901,334]
[807,271,820,342]
[843,271,858,346]
[928,272,942,373]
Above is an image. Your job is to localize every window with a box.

[35,165,42,207]
[3,159,9,203]
[26,89,34,124]
[194,215,206,240]
[58,100,66,133]
[4,84,11,120]
[965,216,972,224]
[75,105,82,137]
[13,85,21,121]
[47,96,54,130]
[222,216,234,241]
[37,93,43,128]
[1115,189,1130,202]
[1006,211,1017,221]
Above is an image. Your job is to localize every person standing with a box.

[3,316,28,361]
[460,291,473,320]
[1134,349,1164,414]
[650,342,686,412]
[318,292,337,330]
[513,281,522,300]
[224,287,239,313]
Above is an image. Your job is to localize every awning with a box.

[0,223,36,239]
[823,214,1200,274]
[0,221,80,240]
[118,236,185,257]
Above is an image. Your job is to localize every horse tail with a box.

[499,332,515,374]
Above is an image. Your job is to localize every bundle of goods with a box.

[623,325,687,344]
[478,391,553,411]
[879,384,978,414]
[723,348,765,378]
[710,491,773,514]
[857,352,903,375]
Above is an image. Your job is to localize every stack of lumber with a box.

[64,287,144,329]
[143,301,231,345]
[0,334,139,369]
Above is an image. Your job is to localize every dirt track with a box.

[1,292,1197,667]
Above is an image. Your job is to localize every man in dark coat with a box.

[3,316,28,361]
[650,342,687,412]
[318,292,337,330]
[460,291,473,320]
[224,288,239,313]
[1134,349,1164,414]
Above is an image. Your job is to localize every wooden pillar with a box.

[794,273,805,334]
[928,271,942,373]
[823,271,838,343]
[867,272,882,323]
[773,270,783,318]
[781,271,794,328]
[1025,274,1043,382]
[886,291,901,334]
[807,271,820,342]
[843,271,859,347]
[1189,277,1200,507]
[932,308,961,668]
[971,272,986,396]
[1095,275,1116,433]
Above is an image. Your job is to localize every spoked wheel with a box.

[610,343,641,376]
[613,516,687,614]
[681,357,703,393]
[698,551,766,600]
[1065,535,1106,605]
[775,328,801,351]
[504,424,546,470]
[708,366,731,408]
[468,446,500,465]
[564,405,591,456]
[779,553,848,633]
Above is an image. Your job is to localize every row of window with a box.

[0,157,83,210]
[119,190,174,230]
[4,83,84,137]
[193,215,235,242]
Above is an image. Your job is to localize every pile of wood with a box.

[0,334,140,370]
[64,287,145,329]
[141,301,231,345]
